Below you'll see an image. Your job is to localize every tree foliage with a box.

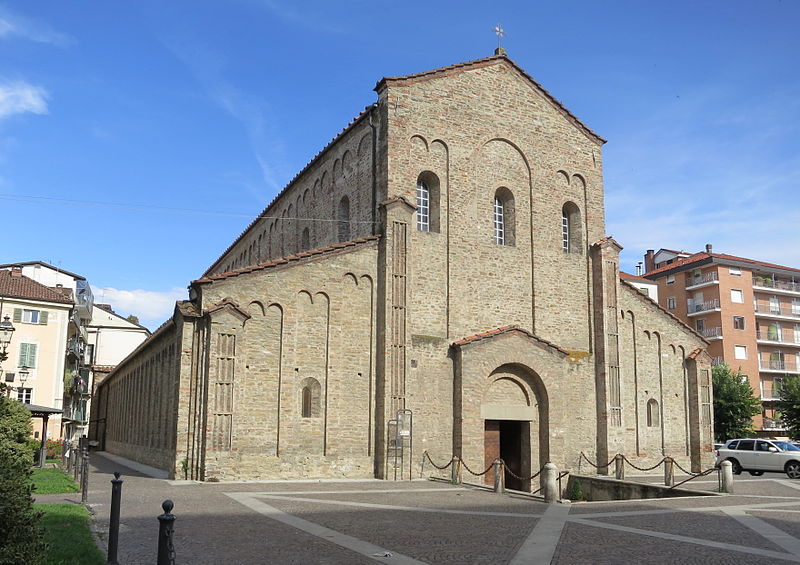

[126,314,140,325]
[0,395,47,564]
[712,363,761,442]
[777,375,800,440]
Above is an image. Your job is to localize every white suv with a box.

[716,439,800,478]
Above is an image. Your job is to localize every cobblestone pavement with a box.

[39,453,800,564]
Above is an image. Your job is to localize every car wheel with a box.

[748,471,764,476]
[785,461,800,479]
[726,458,742,475]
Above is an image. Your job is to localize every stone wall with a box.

[101,321,182,474]
[192,240,379,480]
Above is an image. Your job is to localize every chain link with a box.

[579,452,615,469]
[502,460,544,482]
[668,467,718,490]
[423,451,453,470]
[671,459,700,476]
[459,458,495,477]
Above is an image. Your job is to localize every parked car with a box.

[715,439,800,478]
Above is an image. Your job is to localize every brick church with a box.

[92,52,715,484]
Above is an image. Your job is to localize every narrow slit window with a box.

[416,180,430,232]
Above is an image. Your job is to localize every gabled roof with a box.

[645,250,800,279]
[0,261,85,280]
[619,279,707,344]
[451,325,569,356]
[620,271,654,283]
[205,299,251,320]
[194,236,380,285]
[0,270,73,304]
[376,54,605,146]
[202,105,377,277]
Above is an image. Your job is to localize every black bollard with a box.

[80,448,89,503]
[157,500,176,565]
[107,472,123,565]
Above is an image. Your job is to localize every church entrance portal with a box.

[484,420,527,491]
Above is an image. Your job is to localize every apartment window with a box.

[18,343,37,368]
[667,297,676,310]
[17,387,32,404]
[729,267,742,276]
[733,316,745,330]
[734,345,748,360]
[12,308,48,325]
[770,296,780,314]
[793,299,800,315]
[640,287,649,296]
[731,289,744,304]
[695,319,706,332]
[666,275,675,285]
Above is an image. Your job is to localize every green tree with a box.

[0,395,47,563]
[777,375,800,440]
[126,314,140,325]
[712,363,761,442]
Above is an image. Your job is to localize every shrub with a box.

[46,438,62,459]
[0,396,47,564]
[566,478,584,501]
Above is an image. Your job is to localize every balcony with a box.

[66,338,84,358]
[762,418,787,431]
[753,277,800,296]
[711,356,724,366]
[761,385,782,400]
[698,326,723,339]
[759,358,800,374]
[686,272,719,290]
[756,330,800,347]
[754,304,800,321]
[687,298,721,316]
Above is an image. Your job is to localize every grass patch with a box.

[32,467,79,494]
[38,504,104,565]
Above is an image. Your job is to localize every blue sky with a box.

[1,1,798,329]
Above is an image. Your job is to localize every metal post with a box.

[614,454,624,480]
[80,448,89,503]
[73,445,79,482]
[108,472,123,565]
[493,459,504,494]
[450,456,460,485]
[543,462,559,503]
[663,457,674,486]
[157,500,176,565]
[721,460,734,494]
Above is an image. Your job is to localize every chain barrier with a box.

[621,455,667,472]
[579,452,615,470]
[671,459,701,476]
[459,458,495,477]
[503,460,544,482]
[422,451,454,470]
[530,471,569,495]
[668,467,718,490]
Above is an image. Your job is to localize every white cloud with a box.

[90,286,186,330]
[0,10,73,46]
[0,81,48,119]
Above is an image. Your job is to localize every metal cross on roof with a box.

[493,24,505,49]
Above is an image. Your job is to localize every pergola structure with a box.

[25,404,63,468]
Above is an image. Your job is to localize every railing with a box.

[761,386,780,399]
[688,299,720,313]
[763,418,787,430]
[686,272,718,288]
[710,356,724,366]
[755,329,800,343]
[754,278,800,293]
[699,326,722,338]
[754,304,800,318]
[760,359,799,372]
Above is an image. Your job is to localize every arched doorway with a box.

[481,363,549,491]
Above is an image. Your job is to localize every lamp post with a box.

[1,314,16,396]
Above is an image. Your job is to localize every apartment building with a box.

[644,245,800,436]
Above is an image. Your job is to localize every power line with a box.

[0,193,376,224]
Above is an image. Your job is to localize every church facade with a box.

[92,54,714,483]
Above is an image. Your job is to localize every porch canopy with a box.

[24,404,62,468]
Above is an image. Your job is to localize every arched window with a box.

[561,202,583,254]
[301,227,310,250]
[646,398,660,427]
[337,196,350,242]
[416,172,440,232]
[300,377,321,418]
[493,187,515,246]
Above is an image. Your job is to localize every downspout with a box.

[368,105,379,235]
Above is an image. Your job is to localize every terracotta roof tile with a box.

[620,271,652,282]
[646,250,800,278]
[0,270,73,304]
[194,236,380,284]
[451,325,569,356]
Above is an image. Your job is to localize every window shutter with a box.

[28,344,37,368]
[13,308,22,323]
[18,343,28,367]
[19,343,37,368]
[39,311,48,325]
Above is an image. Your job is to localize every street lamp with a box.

[18,366,29,387]
[0,314,14,356]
